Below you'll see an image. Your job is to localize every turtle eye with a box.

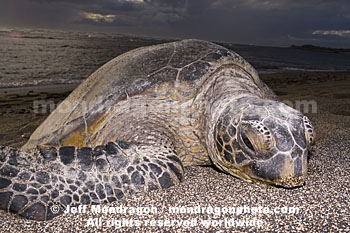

[242,133,255,151]
[239,131,256,155]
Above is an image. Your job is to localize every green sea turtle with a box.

[0,39,315,220]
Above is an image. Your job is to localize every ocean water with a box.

[1,28,350,88]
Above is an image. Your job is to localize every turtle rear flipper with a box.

[0,141,184,220]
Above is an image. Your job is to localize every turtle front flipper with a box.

[0,141,184,220]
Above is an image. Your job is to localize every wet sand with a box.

[0,84,77,148]
[0,71,349,232]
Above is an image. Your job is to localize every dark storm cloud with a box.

[0,0,349,47]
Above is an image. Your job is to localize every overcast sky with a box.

[0,0,349,47]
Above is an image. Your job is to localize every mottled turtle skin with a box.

[0,39,315,220]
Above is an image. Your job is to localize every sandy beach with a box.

[0,71,349,232]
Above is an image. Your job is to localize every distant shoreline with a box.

[290,45,350,54]
[1,28,350,88]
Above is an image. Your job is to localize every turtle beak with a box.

[274,149,308,188]
[247,148,308,188]
[275,150,308,188]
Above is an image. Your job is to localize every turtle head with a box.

[212,97,315,188]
